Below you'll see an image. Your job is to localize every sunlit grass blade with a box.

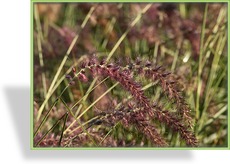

[60,97,98,146]
[36,6,96,121]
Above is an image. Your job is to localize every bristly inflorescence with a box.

[129,59,193,127]
[70,56,198,147]
[88,103,168,147]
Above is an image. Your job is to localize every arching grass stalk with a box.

[99,122,120,146]
[63,116,101,145]
[71,3,152,120]
[64,66,156,134]
[63,4,151,130]
[65,79,158,136]
[34,83,71,138]
[36,6,96,121]
[106,4,152,62]
[50,55,88,95]
[63,77,109,133]
[34,60,90,138]
[73,78,99,117]
[58,112,69,146]
[35,55,86,125]
[77,82,119,119]
[60,97,98,146]
[35,112,67,147]
[64,82,119,135]
[33,98,59,138]
[73,77,110,115]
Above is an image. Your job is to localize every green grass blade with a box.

[58,113,69,146]
[195,3,208,120]
[36,6,96,121]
